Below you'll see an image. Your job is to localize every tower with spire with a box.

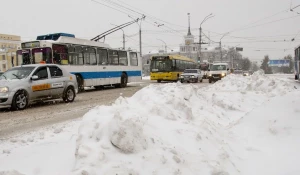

[185,13,194,45]
[180,13,197,61]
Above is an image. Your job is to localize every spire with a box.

[187,13,192,36]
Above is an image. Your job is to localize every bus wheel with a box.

[157,80,161,83]
[120,73,128,88]
[76,74,84,92]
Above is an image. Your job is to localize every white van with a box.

[207,63,230,83]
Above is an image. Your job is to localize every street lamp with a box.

[111,23,125,50]
[199,13,214,63]
[220,32,230,63]
[157,39,167,53]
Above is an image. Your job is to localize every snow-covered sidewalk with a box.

[0,71,299,175]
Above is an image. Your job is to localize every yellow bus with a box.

[150,55,197,82]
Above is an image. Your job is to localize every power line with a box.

[114,0,187,28]
[228,8,290,33]
[91,0,139,17]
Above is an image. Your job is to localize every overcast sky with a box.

[1,0,300,62]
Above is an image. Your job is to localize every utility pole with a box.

[220,32,229,63]
[111,23,126,50]
[129,15,145,57]
[199,13,214,63]
[123,32,125,50]
[157,39,167,53]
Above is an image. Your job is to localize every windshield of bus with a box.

[150,57,172,72]
[0,67,35,80]
[211,65,227,71]
[184,69,198,73]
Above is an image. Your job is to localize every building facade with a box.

[0,33,21,72]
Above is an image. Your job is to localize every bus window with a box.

[53,44,68,65]
[68,46,76,65]
[84,47,90,65]
[130,52,138,66]
[73,46,83,65]
[108,50,119,65]
[90,48,96,65]
[84,47,96,65]
[97,48,107,65]
[118,51,128,66]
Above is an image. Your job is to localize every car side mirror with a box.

[31,75,39,80]
[208,69,210,71]
[227,68,229,71]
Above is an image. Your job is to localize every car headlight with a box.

[0,87,9,93]
[208,74,212,76]
[180,75,184,78]
[221,73,226,77]
[191,75,195,78]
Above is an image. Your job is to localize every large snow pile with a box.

[73,72,299,175]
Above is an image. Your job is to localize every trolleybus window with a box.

[130,52,138,66]
[68,46,76,65]
[84,47,96,65]
[108,50,119,65]
[97,48,108,65]
[84,47,90,65]
[118,51,128,66]
[53,44,68,65]
[75,46,84,65]
[90,48,96,65]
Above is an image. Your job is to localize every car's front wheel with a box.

[63,86,76,103]
[11,90,28,111]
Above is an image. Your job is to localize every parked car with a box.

[0,64,78,110]
[179,69,203,83]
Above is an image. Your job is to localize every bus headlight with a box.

[0,87,9,93]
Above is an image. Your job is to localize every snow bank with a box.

[73,72,299,175]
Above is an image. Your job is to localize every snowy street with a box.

[0,80,155,137]
[0,73,299,175]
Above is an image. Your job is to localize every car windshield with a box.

[0,67,35,80]
[184,69,197,73]
[211,65,226,71]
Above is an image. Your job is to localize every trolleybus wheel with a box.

[76,74,84,92]
[120,73,128,88]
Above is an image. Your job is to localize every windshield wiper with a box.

[12,73,21,79]
[1,75,7,80]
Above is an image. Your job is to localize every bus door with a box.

[16,49,31,65]
[32,47,52,64]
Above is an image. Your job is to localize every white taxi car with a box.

[0,64,78,110]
